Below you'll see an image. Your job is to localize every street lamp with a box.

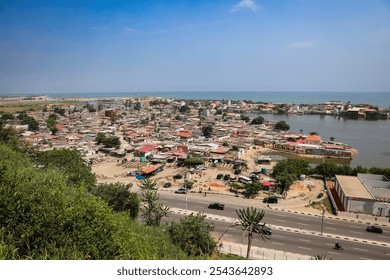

[320,209,325,235]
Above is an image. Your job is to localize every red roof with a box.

[137,144,157,153]
[176,132,192,138]
[142,164,161,174]
[305,135,322,142]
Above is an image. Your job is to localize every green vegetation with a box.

[274,120,290,131]
[17,112,39,131]
[168,213,215,257]
[250,116,265,125]
[235,207,269,259]
[95,132,121,149]
[202,125,213,138]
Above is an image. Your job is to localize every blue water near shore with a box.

[5,91,390,107]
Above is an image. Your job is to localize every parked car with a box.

[163,182,172,188]
[230,176,237,182]
[263,196,278,204]
[366,225,383,234]
[223,174,230,181]
[173,174,183,180]
[234,169,241,175]
[208,202,225,210]
[175,188,188,194]
[216,173,224,179]
[196,165,207,170]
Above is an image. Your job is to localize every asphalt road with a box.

[157,190,390,260]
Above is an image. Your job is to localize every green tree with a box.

[240,115,250,123]
[17,112,39,131]
[250,116,265,125]
[202,125,213,138]
[34,148,96,188]
[274,120,290,131]
[95,133,120,149]
[235,207,269,259]
[139,179,170,226]
[179,105,191,113]
[315,162,339,178]
[168,212,215,256]
[90,182,139,219]
[243,182,262,199]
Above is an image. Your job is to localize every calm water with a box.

[257,114,390,168]
[3,91,390,107]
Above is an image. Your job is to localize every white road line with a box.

[328,251,341,255]
[274,219,286,223]
[358,257,372,260]
[272,242,285,246]
[350,231,364,235]
[349,226,362,229]
[298,239,311,242]
[325,227,337,230]
[298,247,312,251]
[353,248,368,252]
[297,223,309,226]
[272,235,284,238]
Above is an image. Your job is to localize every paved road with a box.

[158,190,390,260]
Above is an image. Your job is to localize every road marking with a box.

[274,219,286,223]
[298,239,311,242]
[349,226,362,229]
[353,248,368,252]
[325,227,337,230]
[328,251,341,255]
[272,234,284,238]
[297,223,309,226]
[358,257,372,260]
[272,242,284,246]
[298,246,312,250]
[350,231,364,235]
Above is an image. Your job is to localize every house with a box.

[304,134,322,145]
[141,164,163,177]
[134,144,158,157]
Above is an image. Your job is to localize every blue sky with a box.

[1,0,390,94]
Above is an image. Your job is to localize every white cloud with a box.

[231,0,259,13]
[288,41,314,48]
[124,26,136,33]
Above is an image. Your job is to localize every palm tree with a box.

[235,207,269,259]
[139,179,170,226]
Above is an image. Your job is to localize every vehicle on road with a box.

[263,226,272,235]
[263,196,278,204]
[333,243,344,250]
[163,182,172,188]
[366,225,383,234]
[208,202,225,210]
[175,188,188,194]
[173,174,183,180]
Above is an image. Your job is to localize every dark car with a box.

[366,225,383,234]
[223,174,230,181]
[263,196,278,204]
[234,169,241,175]
[173,174,183,180]
[175,188,188,194]
[163,182,172,188]
[263,226,272,235]
[216,173,224,179]
[208,202,225,210]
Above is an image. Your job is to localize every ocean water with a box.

[10,91,390,107]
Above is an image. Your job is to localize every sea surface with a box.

[2,91,390,168]
[3,91,390,107]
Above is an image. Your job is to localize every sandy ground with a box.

[91,146,327,215]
